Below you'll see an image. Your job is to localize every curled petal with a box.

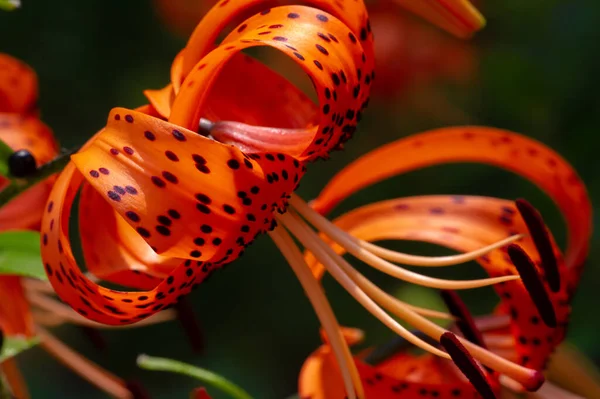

[311,127,592,286]
[0,53,38,114]
[169,5,372,161]
[299,330,498,399]
[79,183,179,290]
[307,195,571,372]
[41,108,303,324]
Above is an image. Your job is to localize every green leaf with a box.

[0,139,14,176]
[0,230,46,280]
[0,0,19,11]
[0,336,39,362]
[137,355,253,399]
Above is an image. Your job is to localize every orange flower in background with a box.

[153,0,485,39]
[0,53,164,399]
[369,4,477,99]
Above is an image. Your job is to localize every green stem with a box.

[0,148,76,207]
[137,354,253,399]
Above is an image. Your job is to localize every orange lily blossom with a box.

[298,126,591,397]
[0,53,168,399]
[38,2,553,399]
[152,0,485,39]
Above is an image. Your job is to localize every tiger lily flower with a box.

[40,2,541,398]
[0,54,167,399]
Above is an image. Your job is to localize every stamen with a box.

[268,227,363,399]
[279,211,451,358]
[440,332,497,399]
[515,199,560,293]
[440,290,487,349]
[1,357,29,399]
[474,315,511,332]
[38,327,133,399]
[363,235,523,267]
[174,297,204,353]
[280,196,544,390]
[507,244,557,328]
[288,196,520,290]
[291,194,524,268]
[27,291,176,329]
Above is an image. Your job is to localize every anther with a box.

[441,290,487,349]
[507,244,557,328]
[440,332,497,399]
[8,149,37,177]
[515,199,560,293]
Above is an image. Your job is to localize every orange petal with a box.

[178,0,373,86]
[169,5,372,162]
[299,342,497,399]
[0,53,38,114]
[311,127,591,286]
[0,276,34,337]
[79,182,180,290]
[41,107,303,324]
[307,195,571,372]
[0,114,59,230]
[394,0,485,39]
[143,84,174,120]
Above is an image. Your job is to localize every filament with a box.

[291,194,524,268]
[268,227,363,399]
[37,327,132,399]
[273,195,544,391]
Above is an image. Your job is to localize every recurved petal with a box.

[0,276,34,337]
[41,107,303,324]
[177,0,373,85]
[0,54,38,114]
[169,5,372,162]
[72,108,301,259]
[311,127,591,285]
[79,183,180,290]
[394,0,485,39]
[307,195,571,373]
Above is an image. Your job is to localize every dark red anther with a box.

[515,199,560,293]
[440,332,497,399]
[507,244,557,328]
[440,290,487,349]
[175,297,204,353]
[191,387,213,399]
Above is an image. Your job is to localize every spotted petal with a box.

[169,5,372,162]
[311,127,592,287]
[307,195,570,372]
[0,53,37,114]
[0,114,59,230]
[41,107,303,324]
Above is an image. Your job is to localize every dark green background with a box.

[1,0,599,398]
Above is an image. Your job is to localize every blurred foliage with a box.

[1,0,599,398]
